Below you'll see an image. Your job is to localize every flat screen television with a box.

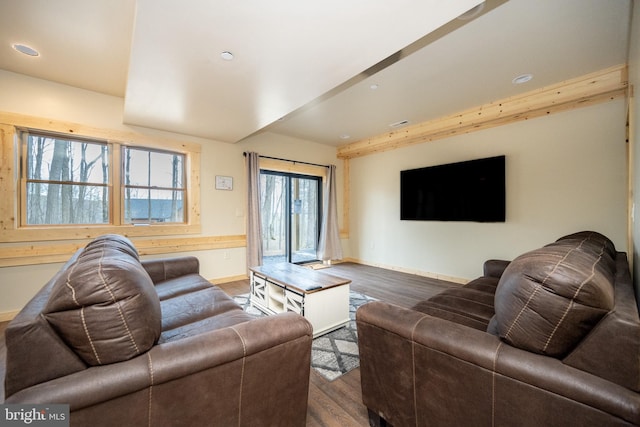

[400,155,505,222]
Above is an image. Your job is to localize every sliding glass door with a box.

[260,171,321,264]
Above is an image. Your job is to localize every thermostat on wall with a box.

[215,175,233,190]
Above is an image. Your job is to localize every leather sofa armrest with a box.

[357,301,500,426]
[6,313,313,415]
[357,301,640,426]
[357,301,503,376]
[483,259,510,278]
[141,256,200,283]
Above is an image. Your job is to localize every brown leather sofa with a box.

[357,231,640,426]
[4,234,313,426]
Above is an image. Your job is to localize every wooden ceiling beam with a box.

[337,64,628,160]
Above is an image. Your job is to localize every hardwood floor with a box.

[327,262,457,308]
[0,262,458,425]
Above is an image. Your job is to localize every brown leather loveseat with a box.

[357,231,640,426]
[4,234,313,426]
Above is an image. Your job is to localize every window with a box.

[123,147,185,224]
[0,114,201,245]
[24,132,110,225]
[22,132,188,227]
[17,129,199,237]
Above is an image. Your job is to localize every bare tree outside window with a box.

[25,133,109,225]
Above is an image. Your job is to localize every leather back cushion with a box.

[43,235,161,366]
[83,233,140,259]
[494,232,615,357]
[555,230,617,259]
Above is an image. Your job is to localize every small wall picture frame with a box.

[215,175,233,191]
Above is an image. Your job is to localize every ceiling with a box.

[0,0,633,147]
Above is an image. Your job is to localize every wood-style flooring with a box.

[0,262,458,426]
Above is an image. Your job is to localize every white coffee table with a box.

[249,262,351,338]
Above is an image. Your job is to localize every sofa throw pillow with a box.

[494,234,615,357]
[43,235,162,366]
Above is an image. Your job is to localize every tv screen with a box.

[400,155,505,222]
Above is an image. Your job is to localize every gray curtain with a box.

[246,152,263,269]
[317,165,343,261]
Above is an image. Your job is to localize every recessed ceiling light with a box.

[370,84,379,90]
[512,73,533,84]
[12,43,39,57]
[339,134,351,140]
[220,51,234,61]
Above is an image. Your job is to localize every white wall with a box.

[0,70,341,314]
[349,99,628,281]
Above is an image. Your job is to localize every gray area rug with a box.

[233,291,377,381]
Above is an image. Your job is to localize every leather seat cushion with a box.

[461,276,500,294]
[494,233,615,357]
[154,274,213,301]
[159,284,254,343]
[43,235,162,366]
[412,300,491,331]
[413,284,497,331]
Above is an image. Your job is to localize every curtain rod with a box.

[243,152,329,168]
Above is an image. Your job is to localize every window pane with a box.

[124,189,150,222]
[27,135,108,183]
[124,189,184,223]
[124,148,183,188]
[124,149,150,186]
[25,133,110,225]
[26,183,109,225]
[260,174,287,261]
[150,189,183,222]
[151,151,184,188]
[291,177,319,264]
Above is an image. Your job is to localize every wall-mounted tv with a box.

[400,155,505,222]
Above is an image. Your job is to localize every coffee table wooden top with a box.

[249,262,351,294]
